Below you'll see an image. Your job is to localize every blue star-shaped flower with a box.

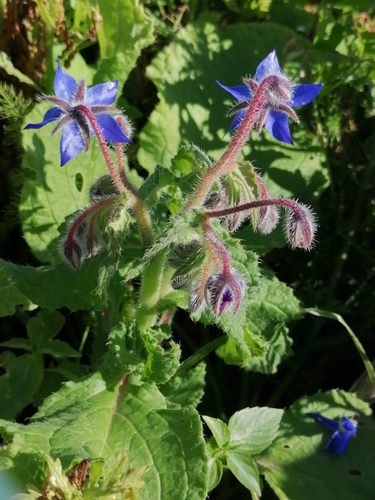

[217,50,323,145]
[25,59,131,166]
[308,412,358,454]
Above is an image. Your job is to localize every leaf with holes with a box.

[256,390,375,500]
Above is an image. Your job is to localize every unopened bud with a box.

[255,175,279,234]
[115,113,133,139]
[60,237,83,270]
[284,203,317,250]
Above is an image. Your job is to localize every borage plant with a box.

[1,44,375,500]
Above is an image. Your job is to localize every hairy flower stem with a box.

[78,105,126,193]
[67,197,116,244]
[202,216,231,275]
[205,198,304,218]
[115,143,154,247]
[185,79,270,209]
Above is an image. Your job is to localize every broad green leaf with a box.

[202,416,230,449]
[138,20,328,208]
[217,265,301,372]
[160,363,206,407]
[226,450,261,497]
[0,259,103,311]
[0,267,35,317]
[0,373,208,500]
[0,354,44,420]
[27,310,65,346]
[38,340,81,358]
[21,102,109,263]
[93,0,154,83]
[228,407,283,454]
[257,390,375,500]
[0,339,32,351]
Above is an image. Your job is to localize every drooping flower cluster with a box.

[26,50,323,319]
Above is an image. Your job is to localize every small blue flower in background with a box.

[217,50,323,145]
[25,59,131,166]
[308,412,358,455]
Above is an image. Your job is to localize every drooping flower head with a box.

[204,270,245,316]
[25,59,131,166]
[308,412,358,455]
[217,50,323,145]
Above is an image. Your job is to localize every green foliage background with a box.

[1,0,375,499]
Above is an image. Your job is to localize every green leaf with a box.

[159,363,206,407]
[27,310,65,346]
[0,373,208,499]
[0,259,103,311]
[0,354,44,420]
[0,267,36,317]
[257,390,375,500]
[206,442,223,492]
[21,102,109,263]
[0,339,32,352]
[226,450,261,497]
[217,266,302,373]
[228,407,283,454]
[94,0,154,83]
[38,340,81,358]
[203,416,230,449]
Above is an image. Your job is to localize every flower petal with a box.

[24,107,64,130]
[264,110,294,145]
[341,416,357,432]
[324,429,355,455]
[60,122,85,166]
[86,81,118,106]
[54,58,78,103]
[229,109,247,131]
[308,412,339,432]
[254,50,281,82]
[216,81,250,101]
[96,114,131,143]
[291,83,323,107]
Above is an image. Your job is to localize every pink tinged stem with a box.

[67,196,116,244]
[186,79,270,209]
[78,104,126,193]
[206,198,316,249]
[202,216,232,275]
[115,141,154,248]
[79,106,154,247]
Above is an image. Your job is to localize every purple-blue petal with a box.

[254,50,282,83]
[86,81,118,106]
[308,412,339,432]
[216,81,251,101]
[340,416,357,432]
[291,83,323,107]
[229,109,247,131]
[96,114,131,143]
[24,107,64,130]
[54,58,78,103]
[324,428,356,455]
[60,122,85,166]
[264,110,294,145]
